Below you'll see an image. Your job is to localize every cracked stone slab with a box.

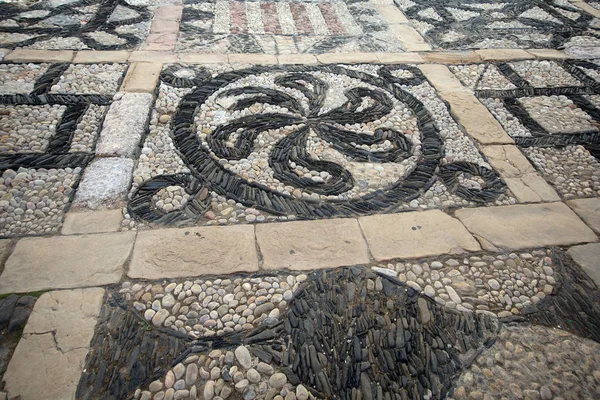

[504,173,561,203]
[568,243,600,287]
[456,202,598,251]
[359,210,480,261]
[128,225,259,279]
[3,288,104,400]
[256,219,370,270]
[481,145,537,178]
[95,92,153,157]
[73,157,134,210]
[567,198,600,234]
[0,232,134,294]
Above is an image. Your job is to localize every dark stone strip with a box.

[31,63,70,95]
[0,93,112,105]
[501,97,549,136]
[495,63,533,89]
[46,103,88,153]
[475,86,595,99]
[0,153,92,171]
[513,131,600,148]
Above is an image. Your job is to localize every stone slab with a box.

[255,219,370,270]
[0,232,134,294]
[438,91,515,145]
[73,51,130,63]
[389,24,432,52]
[568,243,600,287]
[73,158,134,210]
[316,52,379,64]
[128,225,259,279]
[421,51,482,64]
[120,62,163,92]
[527,49,569,59]
[375,52,424,64]
[277,54,318,65]
[143,33,178,51]
[419,64,467,93]
[154,5,184,20]
[3,288,104,400]
[95,92,153,157]
[4,49,74,62]
[61,210,123,234]
[228,54,278,65]
[455,202,598,251]
[373,5,409,24]
[569,0,600,18]
[504,173,561,203]
[359,210,480,261]
[475,49,535,61]
[567,198,600,234]
[177,53,228,64]
[128,51,178,63]
[481,145,537,178]
[150,20,180,33]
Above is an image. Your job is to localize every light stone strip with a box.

[61,209,123,235]
[73,157,135,210]
[567,198,600,234]
[317,52,379,63]
[246,1,265,34]
[475,49,535,61]
[567,243,600,287]
[569,0,600,18]
[4,49,74,62]
[388,24,432,52]
[120,62,163,92]
[73,50,131,63]
[0,232,134,294]
[276,2,296,35]
[305,4,330,36]
[3,288,104,400]
[213,0,231,34]
[456,202,598,251]
[373,4,410,24]
[333,1,363,35]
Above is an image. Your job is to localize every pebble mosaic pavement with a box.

[1,0,600,399]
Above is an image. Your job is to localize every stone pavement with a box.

[1,0,600,399]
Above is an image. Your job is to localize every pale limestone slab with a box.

[0,232,134,294]
[438,91,514,145]
[154,5,184,20]
[4,49,74,62]
[359,210,480,261]
[504,173,561,203]
[256,219,370,270]
[150,20,180,33]
[456,202,598,251]
[120,62,163,92]
[388,24,432,52]
[568,243,600,287]
[316,53,379,64]
[419,64,467,93]
[61,210,123,234]
[95,92,153,157]
[567,198,600,234]
[277,54,318,65]
[129,225,258,279]
[177,53,228,64]
[475,49,535,61]
[526,49,569,60]
[421,51,482,64]
[73,158,134,210]
[375,52,424,64]
[481,145,536,178]
[73,51,130,63]
[228,54,278,64]
[128,51,178,63]
[373,5,409,24]
[3,288,104,400]
[142,33,177,51]
[569,0,600,18]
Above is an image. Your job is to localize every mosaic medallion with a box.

[0,0,151,50]
[76,248,600,400]
[127,63,511,227]
[0,62,127,236]
[395,0,600,50]
[451,59,600,199]
[177,0,404,54]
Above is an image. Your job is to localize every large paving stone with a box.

[95,92,153,157]
[567,198,600,234]
[73,157,134,210]
[256,219,370,270]
[62,209,123,234]
[0,232,134,294]
[455,202,598,251]
[128,225,258,279]
[568,243,600,287]
[3,288,104,400]
[359,210,480,261]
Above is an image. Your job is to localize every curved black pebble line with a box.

[439,162,506,203]
[163,64,506,220]
[159,64,212,89]
[128,173,211,225]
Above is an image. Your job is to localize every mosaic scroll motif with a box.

[396,0,600,50]
[128,64,507,225]
[452,59,600,199]
[0,0,151,50]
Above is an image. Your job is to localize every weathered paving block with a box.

[456,202,598,250]
[61,209,123,235]
[481,145,537,177]
[128,225,259,279]
[73,157,134,210]
[359,210,481,260]
[567,198,600,234]
[503,173,561,203]
[3,288,104,400]
[95,92,154,157]
[120,62,163,92]
[0,232,134,294]
[4,49,74,62]
[568,243,600,287]
[256,218,370,270]
[73,50,131,63]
